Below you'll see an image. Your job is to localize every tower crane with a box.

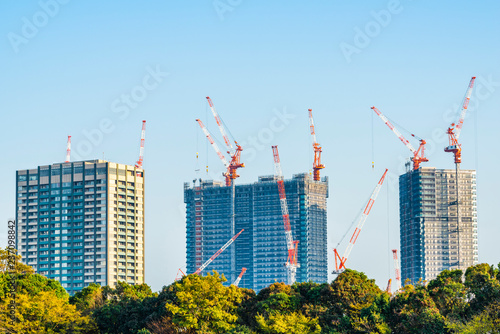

[232,267,247,287]
[308,109,325,181]
[204,97,244,186]
[197,97,245,283]
[444,77,476,165]
[392,249,401,291]
[272,145,300,285]
[65,136,71,163]
[371,107,428,170]
[333,169,388,274]
[444,76,476,270]
[193,229,244,275]
[196,119,230,172]
[135,120,146,169]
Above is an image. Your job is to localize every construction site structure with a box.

[392,249,401,291]
[386,279,392,294]
[444,77,476,270]
[65,136,71,163]
[272,145,300,285]
[196,97,245,283]
[444,77,476,165]
[371,106,428,170]
[399,167,478,283]
[184,173,328,291]
[193,229,244,275]
[233,267,247,287]
[333,169,388,274]
[135,120,146,169]
[308,109,325,181]
[175,268,186,281]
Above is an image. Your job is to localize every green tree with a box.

[0,248,34,274]
[256,311,321,334]
[0,273,96,333]
[447,301,500,333]
[427,269,467,321]
[329,269,385,332]
[70,283,105,315]
[464,263,500,317]
[82,281,158,334]
[165,271,244,333]
[387,284,447,334]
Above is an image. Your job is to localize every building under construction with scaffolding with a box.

[184,173,328,291]
[399,167,478,283]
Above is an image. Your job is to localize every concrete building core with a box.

[15,160,145,295]
[399,167,478,283]
[184,173,328,291]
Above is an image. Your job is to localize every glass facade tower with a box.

[399,167,478,283]
[184,173,328,291]
[15,160,145,295]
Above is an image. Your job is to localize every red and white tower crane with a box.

[196,119,230,171]
[392,249,401,291]
[272,145,300,285]
[207,97,235,155]
[308,109,325,181]
[197,97,245,283]
[232,267,247,287]
[204,97,244,186]
[65,136,71,163]
[193,229,244,275]
[444,76,476,164]
[444,76,476,270]
[333,169,388,274]
[371,107,428,170]
[135,120,146,169]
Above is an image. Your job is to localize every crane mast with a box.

[65,136,71,163]
[135,120,146,169]
[392,249,401,291]
[333,169,388,274]
[444,76,476,271]
[232,267,247,287]
[308,109,325,181]
[272,145,300,285]
[193,229,244,275]
[371,106,428,170]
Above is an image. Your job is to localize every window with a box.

[18,175,27,181]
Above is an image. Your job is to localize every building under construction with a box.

[184,173,328,291]
[399,167,478,283]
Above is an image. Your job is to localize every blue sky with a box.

[1,0,499,291]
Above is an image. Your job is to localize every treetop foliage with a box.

[1,247,500,333]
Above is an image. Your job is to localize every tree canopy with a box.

[1,248,500,333]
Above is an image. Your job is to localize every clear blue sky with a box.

[1,1,499,291]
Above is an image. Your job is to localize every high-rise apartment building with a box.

[15,160,145,295]
[399,167,478,282]
[184,173,328,291]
